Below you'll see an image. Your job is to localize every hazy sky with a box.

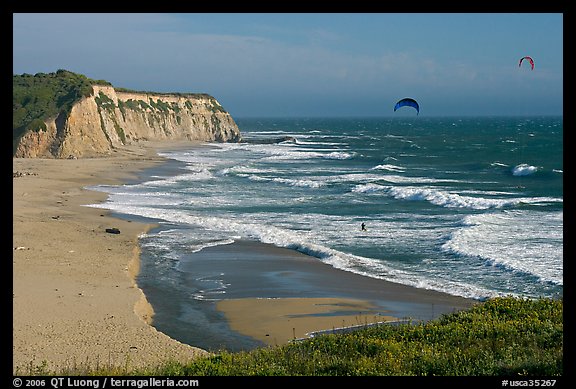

[13,13,563,117]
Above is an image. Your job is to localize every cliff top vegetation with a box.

[13,70,110,150]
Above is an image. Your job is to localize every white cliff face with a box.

[14,85,242,158]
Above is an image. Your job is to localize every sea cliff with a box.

[14,81,241,158]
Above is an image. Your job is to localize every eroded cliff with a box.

[14,85,241,158]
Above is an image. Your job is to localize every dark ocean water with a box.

[88,116,563,350]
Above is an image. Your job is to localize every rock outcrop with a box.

[14,85,241,158]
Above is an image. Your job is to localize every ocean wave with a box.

[216,141,356,161]
[351,184,562,210]
[86,192,547,301]
[220,165,272,175]
[512,163,538,176]
[142,169,215,186]
[283,240,496,300]
[242,172,386,189]
[262,150,354,161]
[379,175,461,184]
[239,174,324,188]
[352,183,385,193]
[189,238,236,253]
[385,187,510,209]
[371,164,405,172]
[441,211,563,286]
[242,130,288,135]
[293,139,343,146]
[271,177,325,188]
[325,151,355,159]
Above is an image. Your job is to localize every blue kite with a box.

[394,98,419,115]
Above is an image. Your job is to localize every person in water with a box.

[361,223,366,231]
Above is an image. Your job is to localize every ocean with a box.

[88,116,563,351]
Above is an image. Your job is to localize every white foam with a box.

[220,165,275,175]
[214,141,356,162]
[442,211,563,286]
[141,169,215,186]
[352,183,385,193]
[86,185,557,301]
[372,164,406,172]
[512,164,538,176]
[293,140,343,146]
[351,184,563,210]
[379,175,460,184]
[271,177,325,188]
[262,150,354,161]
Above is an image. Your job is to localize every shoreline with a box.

[12,142,209,374]
[13,140,478,373]
[209,240,477,348]
[141,238,477,351]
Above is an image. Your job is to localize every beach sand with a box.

[12,143,209,374]
[217,297,398,346]
[13,141,478,374]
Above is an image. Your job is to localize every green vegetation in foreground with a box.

[27,296,562,376]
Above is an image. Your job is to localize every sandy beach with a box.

[13,140,478,374]
[217,297,398,346]
[12,143,209,374]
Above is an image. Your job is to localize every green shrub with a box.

[13,70,98,152]
[34,296,561,376]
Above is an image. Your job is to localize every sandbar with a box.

[217,297,398,346]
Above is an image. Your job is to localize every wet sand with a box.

[171,240,478,348]
[217,297,398,346]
